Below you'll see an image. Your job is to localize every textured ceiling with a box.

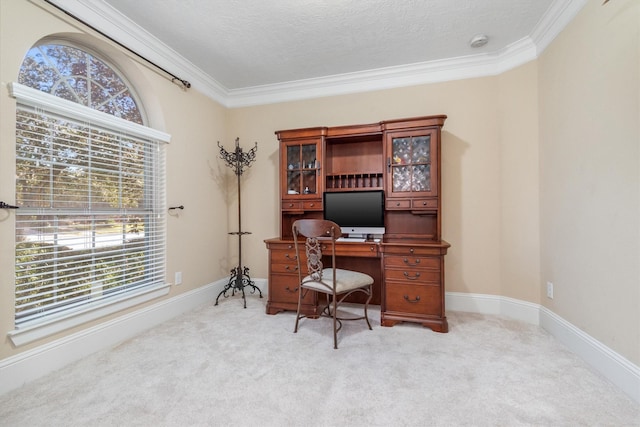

[100,0,555,90]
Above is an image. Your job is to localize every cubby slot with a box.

[325,173,383,190]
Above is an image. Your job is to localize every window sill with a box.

[8,283,171,347]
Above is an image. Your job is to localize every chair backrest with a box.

[292,219,341,284]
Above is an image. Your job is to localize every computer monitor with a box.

[323,190,385,239]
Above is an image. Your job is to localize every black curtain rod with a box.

[44,0,191,89]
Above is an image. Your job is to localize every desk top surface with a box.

[264,237,450,257]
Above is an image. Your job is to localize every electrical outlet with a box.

[175,272,182,285]
[546,281,554,299]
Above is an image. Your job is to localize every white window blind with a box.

[12,83,168,328]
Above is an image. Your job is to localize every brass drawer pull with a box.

[403,258,421,266]
[284,265,298,271]
[403,295,421,303]
[285,286,299,293]
[403,271,421,280]
[284,253,297,260]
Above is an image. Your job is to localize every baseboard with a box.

[446,291,639,403]
[539,306,640,403]
[445,291,541,324]
[0,278,259,396]
[1,284,635,404]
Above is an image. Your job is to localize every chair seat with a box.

[302,268,373,294]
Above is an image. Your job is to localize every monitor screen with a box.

[323,190,385,236]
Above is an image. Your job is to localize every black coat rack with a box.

[215,138,263,308]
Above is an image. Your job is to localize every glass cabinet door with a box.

[387,131,437,197]
[284,140,320,197]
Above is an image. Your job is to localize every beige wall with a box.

[0,0,229,359]
[1,0,637,370]
[228,72,539,303]
[228,80,501,293]
[497,63,541,303]
[538,0,639,364]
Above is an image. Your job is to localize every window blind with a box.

[14,96,167,327]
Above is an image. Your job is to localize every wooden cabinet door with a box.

[385,129,438,199]
[281,138,323,200]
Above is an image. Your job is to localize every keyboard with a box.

[337,237,366,242]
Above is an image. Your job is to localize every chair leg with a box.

[332,294,338,349]
[294,287,303,333]
[364,285,373,330]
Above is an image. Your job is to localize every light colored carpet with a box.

[1,297,638,426]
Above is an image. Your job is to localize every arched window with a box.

[10,42,169,344]
[19,43,143,123]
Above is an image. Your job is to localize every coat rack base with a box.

[214,265,262,308]
[215,231,263,308]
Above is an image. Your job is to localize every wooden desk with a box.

[264,237,450,332]
[270,115,450,332]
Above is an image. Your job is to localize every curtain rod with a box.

[43,0,191,90]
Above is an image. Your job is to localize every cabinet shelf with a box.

[287,167,320,172]
[326,172,383,190]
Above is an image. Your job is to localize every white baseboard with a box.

[0,278,265,396]
[539,306,640,403]
[445,291,541,324]
[1,283,635,404]
[446,291,639,404]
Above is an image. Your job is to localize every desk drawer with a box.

[384,269,440,283]
[270,248,305,264]
[385,282,442,316]
[281,200,322,211]
[303,200,322,210]
[384,255,439,270]
[411,198,438,210]
[269,274,314,305]
[268,242,296,251]
[321,243,379,258]
[382,245,444,257]
[281,201,302,211]
[386,198,411,210]
[271,262,301,275]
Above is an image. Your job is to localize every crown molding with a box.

[43,0,229,105]
[43,0,588,108]
[531,0,589,55]
[225,36,538,108]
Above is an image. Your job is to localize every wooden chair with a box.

[292,219,374,349]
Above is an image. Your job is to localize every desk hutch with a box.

[264,115,450,332]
